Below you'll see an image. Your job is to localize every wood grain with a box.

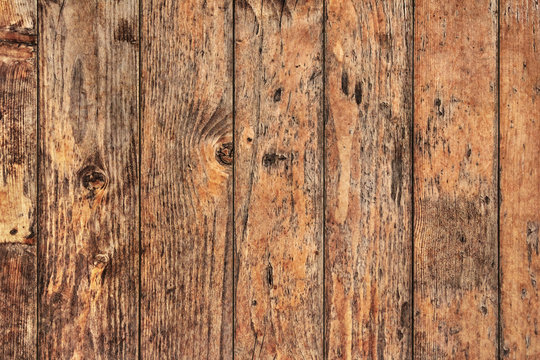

[500,1,540,358]
[140,0,233,358]
[0,0,36,358]
[234,0,323,358]
[413,0,498,358]
[325,1,413,359]
[38,0,138,358]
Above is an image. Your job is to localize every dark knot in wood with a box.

[216,142,233,166]
[262,153,287,167]
[78,165,108,199]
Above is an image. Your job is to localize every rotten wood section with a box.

[500,1,540,358]
[140,0,233,358]
[325,0,413,358]
[38,0,139,358]
[413,0,499,358]
[234,0,324,358]
[0,0,36,358]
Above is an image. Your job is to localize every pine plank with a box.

[234,0,323,358]
[413,1,498,358]
[500,1,540,358]
[0,0,36,358]
[140,0,233,358]
[38,1,139,358]
[325,1,413,358]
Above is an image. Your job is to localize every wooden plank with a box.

[325,0,413,358]
[500,1,540,358]
[413,0,498,358]
[0,1,36,359]
[140,0,233,358]
[38,1,138,358]
[234,0,323,357]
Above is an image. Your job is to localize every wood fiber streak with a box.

[0,0,36,358]
[500,1,540,358]
[140,0,233,358]
[325,1,412,359]
[413,1,498,358]
[234,0,323,358]
[38,0,138,358]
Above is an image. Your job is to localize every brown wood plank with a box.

[500,1,540,358]
[325,1,413,358]
[140,0,233,358]
[413,0,498,358]
[38,1,138,358]
[234,0,323,358]
[0,1,36,359]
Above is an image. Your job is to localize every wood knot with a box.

[79,165,108,196]
[262,153,287,167]
[93,254,110,268]
[273,88,282,102]
[216,142,233,166]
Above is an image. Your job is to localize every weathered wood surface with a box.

[38,0,139,358]
[325,1,413,359]
[500,1,540,358]
[413,0,498,358]
[0,0,36,359]
[140,0,233,358]
[234,0,324,358]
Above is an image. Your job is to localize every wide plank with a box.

[140,0,233,358]
[413,0,498,358]
[500,1,540,357]
[325,0,413,358]
[0,0,36,358]
[38,0,139,358]
[234,0,324,358]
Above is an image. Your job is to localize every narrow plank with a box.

[38,0,138,358]
[500,1,540,357]
[140,0,233,358]
[0,1,36,358]
[413,0,498,358]
[234,0,323,357]
[325,0,413,358]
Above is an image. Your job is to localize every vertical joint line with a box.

[138,0,143,358]
[410,0,416,358]
[232,0,236,357]
[496,0,501,358]
[36,0,40,358]
[321,0,327,358]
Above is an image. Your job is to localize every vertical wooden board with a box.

[38,0,138,358]
[500,1,540,358]
[140,0,233,358]
[413,0,498,358]
[234,0,323,358]
[325,0,412,359]
[0,1,36,359]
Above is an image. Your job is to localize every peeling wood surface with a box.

[234,0,323,358]
[500,1,540,358]
[0,0,539,358]
[140,0,233,358]
[325,1,413,359]
[38,0,139,358]
[0,0,36,358]
[413,0,499,358]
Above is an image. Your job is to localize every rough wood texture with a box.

[0,0,36,358]
[234,0,323,358]
[38,0,138,358]
[325,1,413,359]
[500,1,540,358]
[140,0,233,358]
[413,0,498,358]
